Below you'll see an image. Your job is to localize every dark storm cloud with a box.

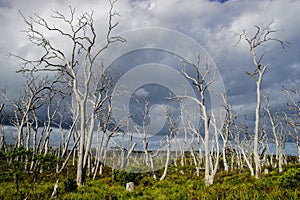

[0,0,299,126]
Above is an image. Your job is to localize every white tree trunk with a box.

[190,145,200,176]
[222,143,228,171]
[239,146,254,176]
[253,79,262,179]
[203,105,211,185]
[278,149,283,173]
[77,102,87,186]
[160,138,170,181]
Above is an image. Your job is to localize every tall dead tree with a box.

[236,23,288,178]
[178,55,221,185]
[13,1,125,185]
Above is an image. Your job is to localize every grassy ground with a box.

[0,150,299,199]
[0,164,299,199]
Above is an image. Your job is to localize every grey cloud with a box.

[0,0,299,126]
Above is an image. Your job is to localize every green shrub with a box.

[113,170,142,186]
[278,168,300,188]
[63,177,78,192]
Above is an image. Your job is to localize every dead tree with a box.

[236,22,288,178]
[13,1,125,185]
[178,55,221,185]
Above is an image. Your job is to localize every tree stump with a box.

[264,168,269,175]
[126,182,134,192]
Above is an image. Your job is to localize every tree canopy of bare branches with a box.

[12,0,125,186]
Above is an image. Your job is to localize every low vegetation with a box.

[0,149,299,199]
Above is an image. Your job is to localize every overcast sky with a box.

[0,0,299,129]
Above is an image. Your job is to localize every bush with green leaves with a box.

[63,177,78,192]
[278,168,300,188]
[113,170,142,186]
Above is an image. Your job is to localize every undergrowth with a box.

[0,149,299,199]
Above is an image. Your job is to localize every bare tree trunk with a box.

[87,153,91,177]
[222,146,228,172]
[203,106,211,185]
[149,155,157,180]
[121,142,137,169]
[239,146,254,176]
[230,152,235,170]
[160,137,170,181]
[58,136,80,173]
[278,148,283,173]
[77,102,87,186]
[207,115,221,185]
[73,149,76,166]
[253,79,262,179]
[190,145,200,176]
